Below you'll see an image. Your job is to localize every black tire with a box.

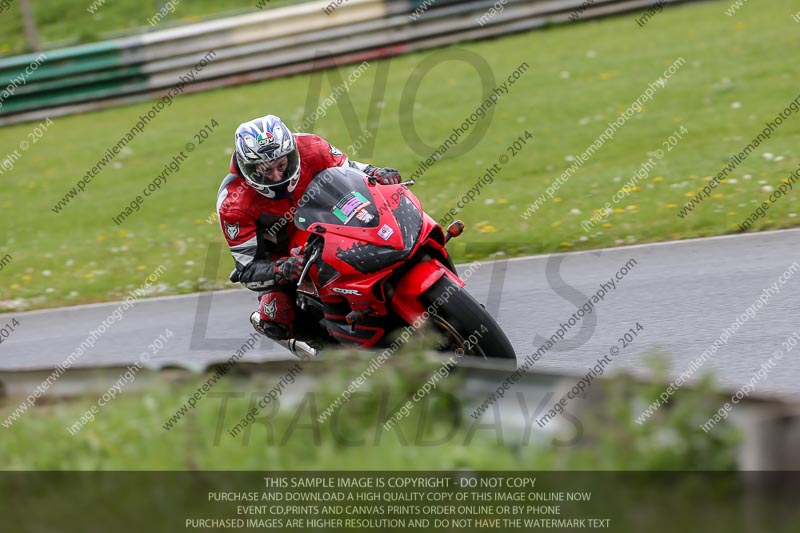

[421,277,516,359]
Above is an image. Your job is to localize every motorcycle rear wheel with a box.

[422,277,516,359]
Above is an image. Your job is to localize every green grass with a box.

[1,0,799,311]
[0,346,738,471]
[1,357,525,470]
[0,0,308,55]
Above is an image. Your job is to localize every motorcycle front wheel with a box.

[421,277,516,359]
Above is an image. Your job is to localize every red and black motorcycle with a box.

[279,166,515,361]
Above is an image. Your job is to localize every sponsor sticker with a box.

[355,209,374,223]
[378,224,394,241]
[333,191,371,224]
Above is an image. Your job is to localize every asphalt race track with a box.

[1,229,798,400]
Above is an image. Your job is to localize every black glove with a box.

[366,166,402,185]
[273,257,304,286]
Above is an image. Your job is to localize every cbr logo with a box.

[332,287,361,296]
[224,222,240,240]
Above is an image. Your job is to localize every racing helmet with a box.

[233,115,300,198]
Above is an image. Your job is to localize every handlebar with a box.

[368,177,416,187]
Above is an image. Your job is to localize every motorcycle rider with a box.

[216,114,402,341]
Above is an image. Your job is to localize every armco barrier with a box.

[0,0,693,125]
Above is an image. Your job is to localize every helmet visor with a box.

[240,149,299,190]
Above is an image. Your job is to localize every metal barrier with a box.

[0,0,691,125]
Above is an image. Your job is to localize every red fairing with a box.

[291,178,462,347]
[390,260,464,325]
[302,182,411,278]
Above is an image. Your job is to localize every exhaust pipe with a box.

[280,339,319,361]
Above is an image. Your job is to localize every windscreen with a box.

[294,168,381,231]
